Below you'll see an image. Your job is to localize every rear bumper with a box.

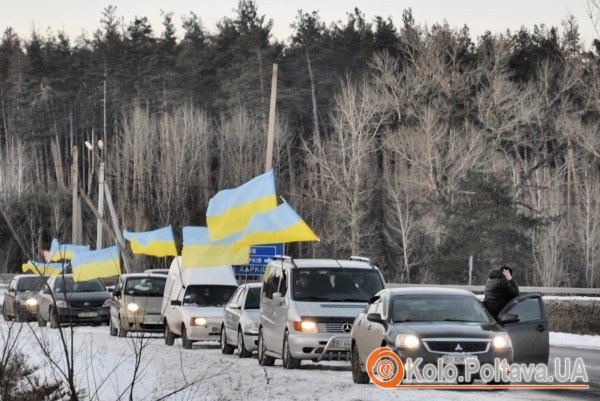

[56,306,110,324]
[288,333,351,361]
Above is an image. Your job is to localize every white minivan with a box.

[162,257,238,349]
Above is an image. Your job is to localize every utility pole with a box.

[468,255,474,286]
[70,146,82,244]
[96,161,105,249]
[103,182,130,273]
[264,63,278,172]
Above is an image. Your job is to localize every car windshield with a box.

[54,277,105,293]
[244,287,261,309]
[292,268,384,302]
[391,295,492,323]
[17,277,45,292]
[124,277,166,297]
[183,285,237,307]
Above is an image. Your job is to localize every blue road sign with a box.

[234,244,285,275]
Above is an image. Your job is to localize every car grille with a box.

[423,340,489,354]
[68,300,105,309]
[316,322,353,334]
[302,347,351,360]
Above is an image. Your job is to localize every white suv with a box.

[257,256,386,368]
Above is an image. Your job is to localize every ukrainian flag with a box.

[22,260,64,276]
[182,227,250,268]
[206,170,277,240]
[49,239,90,261]
[123,226,178,257]
[71,246,121,282]
[234,202,319,249]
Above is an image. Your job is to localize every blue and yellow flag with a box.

[182,227,250,268]
[49,239,90,262]
[123,226,178,257]
[22,260,64,276]
[206,170,277,240]
[71,246,121,282]
[234,202,319,249]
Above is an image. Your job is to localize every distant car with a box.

[162,257,238,349]
[109,273,167,337]
[143,269,169,275]
[2,275,46,322]
[257,256,386,369]
[36,274,111,328]
[221,283,262,357]
[350,288,548,384]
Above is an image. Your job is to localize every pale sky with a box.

[0,0,597,46]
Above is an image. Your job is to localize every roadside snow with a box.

[550,332,600,350]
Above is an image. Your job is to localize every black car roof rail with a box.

[272,255,297,268]
[349,255,373,267]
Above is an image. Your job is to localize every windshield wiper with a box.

[337,298,367,303]
[444,319,481,323]
[295,296,332,302]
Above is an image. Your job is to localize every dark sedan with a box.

[2,275,46,322]
[350,288,549,384]
[36,274,111,328]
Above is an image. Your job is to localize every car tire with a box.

[257,328,275,366]
[37,311,47,327]
[109,317,118,336]
[351,345,370,384]
[49,308,60,329]
[164,322,175,346]
[2,304,12,321]
[117,316,128,338]
[282,332,301,369]
[238,329,252,358]
[220,326,235,355]
[181,325,194,350]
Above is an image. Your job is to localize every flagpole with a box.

[265,64,278,172]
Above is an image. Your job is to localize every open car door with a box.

[499,293,549,364]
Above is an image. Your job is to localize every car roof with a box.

[13,274,46,280]
[382,287,475,297]
[239,282,262,289]
[122,273,167,279]
[270,258,374,269]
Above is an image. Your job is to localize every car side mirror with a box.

[8,288,16,293]
[171,300,182,306]
[43,288,51,295]
[367,313,384,324]
[499,313,520,325]
[272,292,284,305]
[229,303,241,310]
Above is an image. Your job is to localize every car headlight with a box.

[127,303,139,313]
[24,298,38,306]
[56,300,68,308]
[190,317,207,326]
[102,299,111,307]
[395,334,420,349]
[247,321,260,333]
[292,320,318,333]
[493,335,512,350]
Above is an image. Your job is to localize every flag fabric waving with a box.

[49,239,90,262]
[22,260,64,276]
[233,202,319,250]
[206,170,277,241]
[182,227,250,268]
[71,246,121,282]
[123,226,178,257]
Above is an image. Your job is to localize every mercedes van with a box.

[162,257,238,349]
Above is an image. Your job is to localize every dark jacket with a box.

[482,269,519,319]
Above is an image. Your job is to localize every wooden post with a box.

[96,161,105,249]
[70,146,82,244]
[265,63,278,172]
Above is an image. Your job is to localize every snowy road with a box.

[1,317,597,401]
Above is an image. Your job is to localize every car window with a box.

[54,277,105,293]
[182,285,237,307]
[9,279,16,291]
[245,287,261,309]
[229,288,243,305]
[506,297,542,322]
[17,277,45,292]
[263,268,280,300]
[391,295,492,323]
[262,267,275,299]
[367,300,380,314]
[291,268,384,302]
[124,277,166,297]
[279,270,288,297]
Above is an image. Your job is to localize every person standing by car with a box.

[483,265,519,320]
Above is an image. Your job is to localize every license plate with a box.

[329,338,351,349]
[143,316,160,324]
[442,355,475,364]
[78,312,97,318]
[211,326,220,334]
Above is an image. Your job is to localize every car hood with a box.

[180,306,225,319]
[243,309,261,323]
[390,321,504,339]
[296,301,367,318]
[54,291,111,301]
[123,295,162,314]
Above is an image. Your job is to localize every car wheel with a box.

[2,304,12,321]
[238,329,251,358]
[109,316,118,336]
[257,328,275,366]
[117,316,128,338]
[49,308,60,329]
[164,323,175,346]
[282,332,301,369]
[181,325,194,349]
[37,311,47,327]
[220,326,235,354]
[351,345,370,384]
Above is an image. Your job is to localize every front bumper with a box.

[288,332,352,361]
[242,331,259,352]
[56,306,110,324]
[186,317,222,341]
[19,302,39,319]
[121,313,164,332]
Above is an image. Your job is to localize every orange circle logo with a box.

[366,347,404,388]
